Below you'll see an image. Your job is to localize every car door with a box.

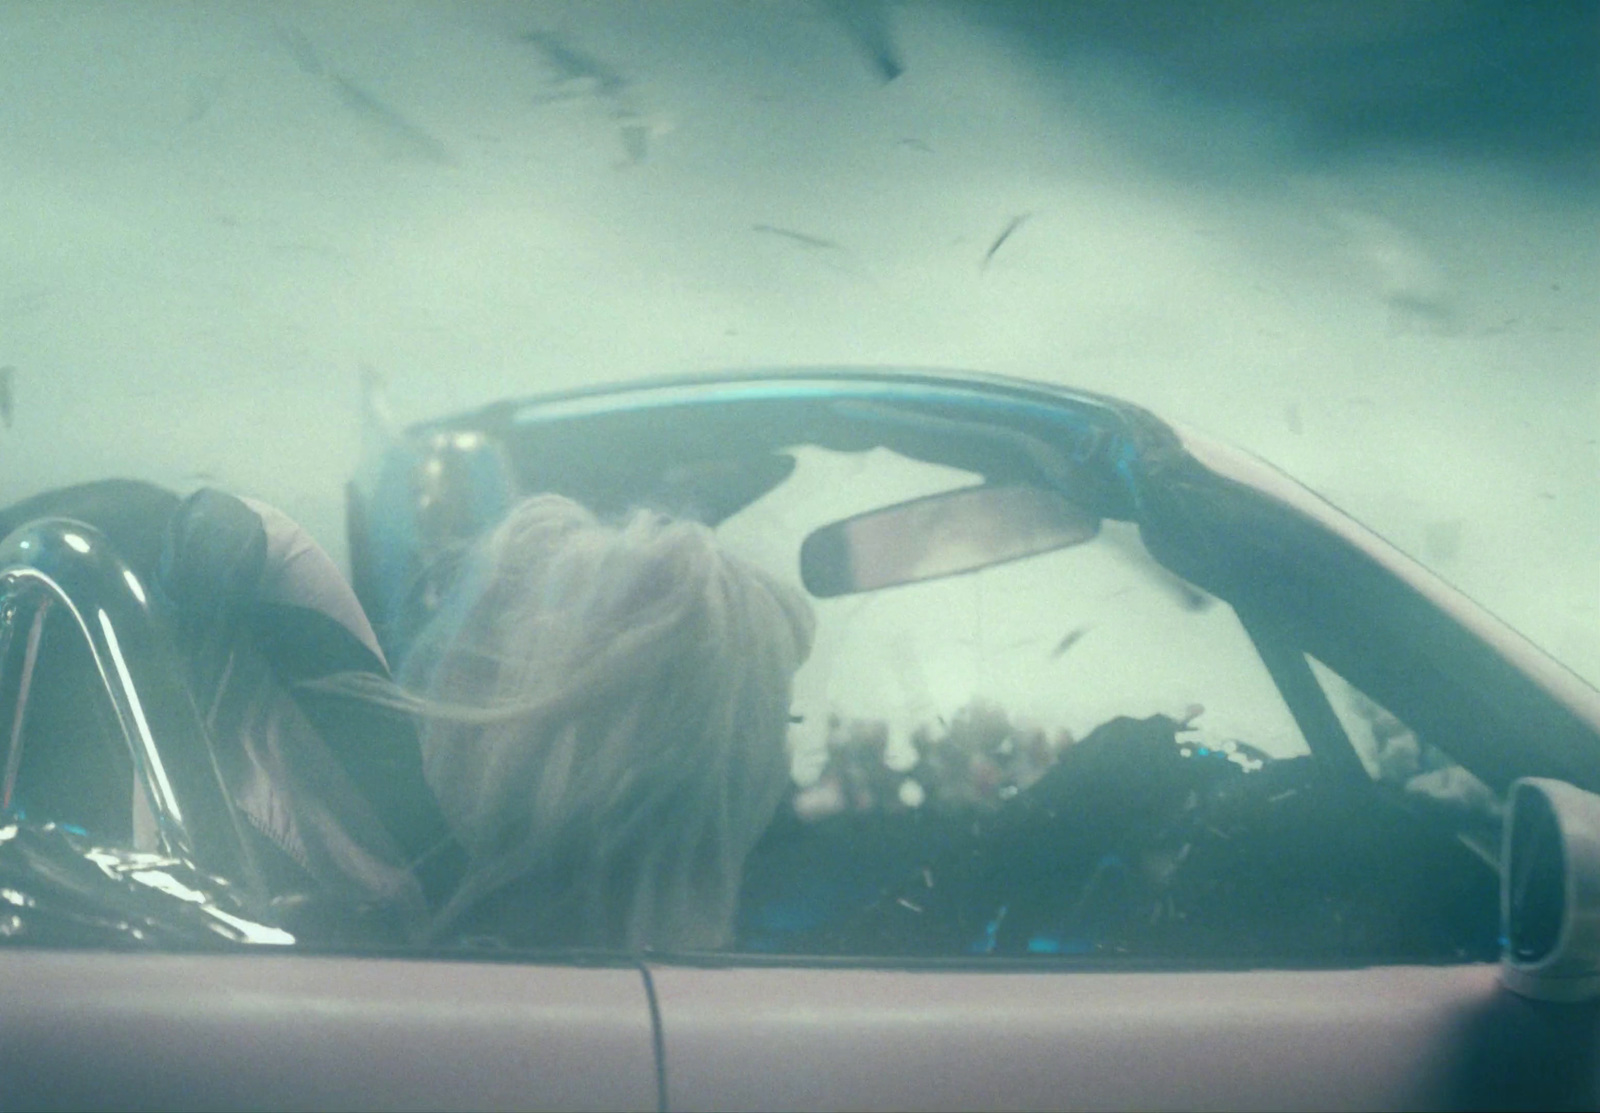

[646,962,1515,1112]
[0,950,661,1113]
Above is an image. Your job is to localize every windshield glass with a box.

[0,1,1594,957]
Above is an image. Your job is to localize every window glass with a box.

[729,444,1426,960]
[728,448,1501,962]
[717,444,1309,780]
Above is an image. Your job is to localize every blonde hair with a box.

[401,494,813,951]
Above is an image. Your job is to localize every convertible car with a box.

[2,368,1599,1111]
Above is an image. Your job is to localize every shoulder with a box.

[237,495,387,674]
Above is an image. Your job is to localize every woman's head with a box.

[404,494,814,951]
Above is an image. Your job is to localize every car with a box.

[3,366,1599,1111]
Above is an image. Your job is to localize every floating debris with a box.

[818,0,903,82]
[276,24,326,77]
[518,31,662,165]
[520,29,628,98]
[981,212,1032,270]
[611,108,662,166]
[1050,626,1089,659]
[328,74,453,165]
[752,224,845,252]
[277,25,452,165]
[1331,209,1457,335]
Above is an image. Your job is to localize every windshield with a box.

[0,2,1594,957]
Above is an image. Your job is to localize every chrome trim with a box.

[0,518,250,885]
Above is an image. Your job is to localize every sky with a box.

[1,0,1596,684]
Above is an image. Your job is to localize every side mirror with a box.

[1501,777,1600,1001]
[800,484,1100,598]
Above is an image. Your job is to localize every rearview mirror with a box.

[800,484,1100,598]
[1501,777,1600,1001]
